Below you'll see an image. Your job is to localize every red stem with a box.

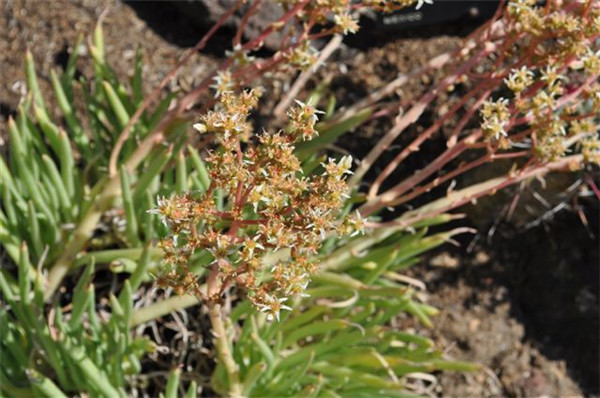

[371,155,584,228]
[234,0,262,47]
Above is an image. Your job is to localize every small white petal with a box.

[193,123,207,133]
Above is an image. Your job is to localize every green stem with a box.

[209,304,243,398]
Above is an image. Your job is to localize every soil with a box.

[0,0,219,136]
[412,199,599,397]
[1,1,598,397]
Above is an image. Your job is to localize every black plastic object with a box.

[366,1,500,30]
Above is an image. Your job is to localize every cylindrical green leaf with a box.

[242,362,266,395]
[18,104,48,157]
[92,21,105,64]
[41,173,60,213]
[41,154,72,217]
[109,293,125,320]
[0,314,29,367]
[109,258,139,274]
[16,154,56,224]
[62,338,121,398]
[405,301,433,328]
[295,107,372,161]
[279,306,328,334]
[129,244,152,291]
[276,332,363,371]
[430,358,480,372]
[26,201,43,257]
[267,351,314,395]
[176,152,188,193]
[138,191,156,239]
[35,323,69,388]
[29,369,68,398]
[2,185,18,228]
[118,280,133,330]
[102,81,129,129]
[25,50,46,110]
[73,257,95,293]
[61,35,83,100]
[56,130,75,198]
[250,316,275,369]
[185,381,197,398]
[188,145,210,192]
[132,47,144,106]
[33,104,60,156]
[18,243,32,311]
[120,167,139,245]
[133,147,172,200]
[0,272,27,324]
[282,320,349,348]
[70,282,94,330]
[165,368,181,398]
[148,92,177,131]
[8,116,26,159]
[51,69,88,153]
[363,249,399,285]
[87,284,101,332]
[126,353,142,375]
[311,272,364,290]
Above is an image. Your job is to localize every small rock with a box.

[430,252,459,268]
[469,318,481,332]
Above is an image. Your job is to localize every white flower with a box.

[322,156,354,180]
[207,235,233,260]
[258,296,292,322]
[339,155,354,174]
[147,196,169,226]
[504,66,534,93]
[540,66,565,86]
[211,71,233,97]
[350,210,366,237]
[482,116,507,140]
[334,12,359,35]
[193,123,207,133]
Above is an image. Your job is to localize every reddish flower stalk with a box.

[355,0,599,220]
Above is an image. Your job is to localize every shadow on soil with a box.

[436,198,599,395]
[122,1,236,56]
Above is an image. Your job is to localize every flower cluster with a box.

[268,0,433,70]
[479,0,599,163]
[211,70,235,98]
[504,66,534,94]
[481,98,510,140]
[283,40,319,71]
[154,90,364,320]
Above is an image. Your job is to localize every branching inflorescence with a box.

[358,0,599,218]
[481,0,600,162]
[152,91,363,320]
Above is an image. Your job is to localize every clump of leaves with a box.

[0,24,201,397]
[0,249,153,397]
